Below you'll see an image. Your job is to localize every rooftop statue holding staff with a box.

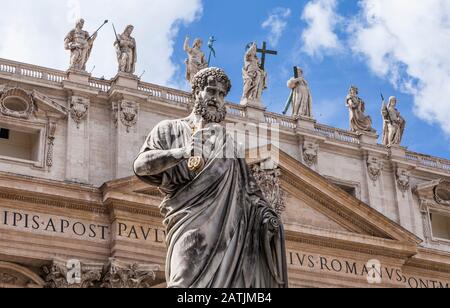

[65,19,108,71]
[382,95,406,147]
[134,67,288,288]
[283,67,313,118]
[114,25,137,74]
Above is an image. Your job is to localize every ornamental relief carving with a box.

[101,258,159,288]
[396,168,410,196]
[302,140,318,167]
[69,96,89,129]
[112,100,139,133]
[367,156,383,185]
[434,181,450,206]
[251,162,286,215]
[0,87,36,119]
[41,258,159,289]
[46,121,57,167]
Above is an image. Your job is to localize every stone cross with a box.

[256,41,277,71]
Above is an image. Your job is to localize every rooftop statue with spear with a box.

[64,19,108,71]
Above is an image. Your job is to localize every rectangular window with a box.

[0,127,40,162]
[431,212,450,241]
[0,128,10,139]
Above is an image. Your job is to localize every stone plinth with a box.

[297,116,316,131]
[113,72,139,90]
[241,99,266,123]
[360,132,379,145]
[66,69,91,85]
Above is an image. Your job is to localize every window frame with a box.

[0,117,46,169]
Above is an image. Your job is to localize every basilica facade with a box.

[0,54,450,288]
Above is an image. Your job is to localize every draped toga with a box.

[135,119,288,288]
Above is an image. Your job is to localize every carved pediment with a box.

[246,145,421,253]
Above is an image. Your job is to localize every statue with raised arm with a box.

[346,86,375,133]
[65,18,97,71]
[134,67,288,288]
[242,43,267,103]
[382,96,406,147]
[184,37,208,84]
[114,25,137,74]
[287,67,313,118]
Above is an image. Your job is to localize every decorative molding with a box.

[101,258,159,288]
[0,273,18,285]
[42,259,102,289]
[419,199,433,244]
[0,261,45,288]
[119,101,139,133]
[46,121,57,167]
[396,168,410,196]
[302,140,319,167]
[434,181,450,206]
[367,156,383,185]
[251,161,286,215]
[69,96,89,129]
[0,87,35,119]
[0,191,106,215]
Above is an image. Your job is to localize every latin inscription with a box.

[288,250,450,289]
[0,208,166,244]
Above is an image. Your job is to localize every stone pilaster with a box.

[66,96,90,183]
[364,154,386,215]
[394,165,415,233]
[112,99,140,179]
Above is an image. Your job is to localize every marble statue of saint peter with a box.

[134,67,288,288]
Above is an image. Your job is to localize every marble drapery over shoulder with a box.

[134,119,288,288]
[287,76,312,118]
[382,97,406,147]
[346,92,374,133]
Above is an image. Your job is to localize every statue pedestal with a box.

[113,72,139,90]
[389,144,407,159]
[296,116,316,131]
[66,69,91,85]
[241,99,266,122]
[360,132,378,145]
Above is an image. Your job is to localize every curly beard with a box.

[193,98,227,124]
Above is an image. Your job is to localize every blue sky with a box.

[0,0,449,159]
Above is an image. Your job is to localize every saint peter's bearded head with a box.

[191,68,232,124]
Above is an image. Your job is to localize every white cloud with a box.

[262,7,291,47]
[301,0,341,57]
[350,0,450,134]
[0,0,203,86]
